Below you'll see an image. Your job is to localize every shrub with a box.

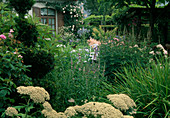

[0,34,32,116]
[0,2,16,34]
[99,40,152,83]
[15,18,39,47]
[22,49,55,79]
[8,0,35,18]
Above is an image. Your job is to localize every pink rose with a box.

[0,34,6,39]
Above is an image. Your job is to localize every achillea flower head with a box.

[42,102,67,118]
[108,97,128,111]
[43,101,53,111]
[107,94,136,111]
[64,106,78,117]
[74,102,124,118]
[42,109,58,118]
[123,115,134,118]
[17,86,50,103]
[5,107,18,117]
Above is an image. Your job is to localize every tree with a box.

[111,0,170,41]
[82,0,114,15]
[81,0,114,26]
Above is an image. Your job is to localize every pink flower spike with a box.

[10,29,14,33]
[0,34,6,39]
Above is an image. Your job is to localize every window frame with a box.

[33,7,56,35]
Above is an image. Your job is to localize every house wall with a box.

[29,2,59,34]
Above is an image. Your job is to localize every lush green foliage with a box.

[105,57,170,118]
[15,18,39,47]
[8,0,35,18]
[100,40,152,83]
[0,1,56,117]
[33,44,106,112]
[83,15,113,26]
[0,2,16,33]
[82,0,114,15]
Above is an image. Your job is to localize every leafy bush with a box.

[0,2,16,34]
[8,0,35,18]
[109,57,170,118]
[99,40,152,83]
[15,18,39,47]
[22,49,55,79]
[0,33,32,115]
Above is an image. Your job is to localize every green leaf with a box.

[14,106,26,112]
[0,90,8,97]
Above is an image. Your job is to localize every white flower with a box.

[71,50,76,53]
[163,50,168,55]
[134,44,138,47]
[156,44,164,49]
[85,49,89,52]
[156,51,161,55]
[149,51,155,55]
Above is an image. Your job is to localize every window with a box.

[33,7,56,36]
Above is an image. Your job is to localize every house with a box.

[28,0,77,34]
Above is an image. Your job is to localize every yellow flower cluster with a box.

[107,94,136,111]
[17,86,50,103]
[42,101,67,118]
[5,107,18,117]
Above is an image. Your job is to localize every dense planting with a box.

[0,0,169,118]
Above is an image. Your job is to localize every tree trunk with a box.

[149,0,156,42]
